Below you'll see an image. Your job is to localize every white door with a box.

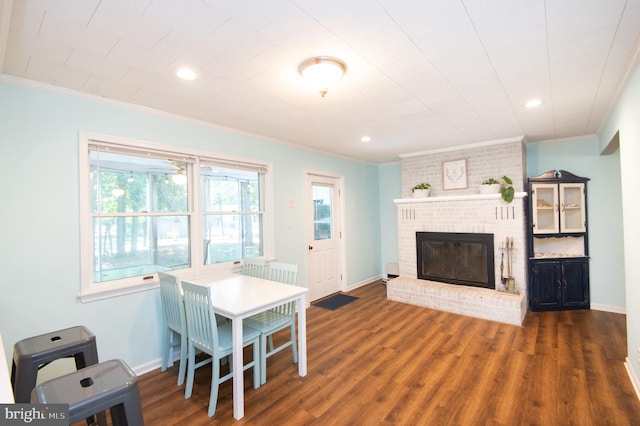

[306,173,343,301]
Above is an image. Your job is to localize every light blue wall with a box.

[526,137,626,309]
[599,60,640,384]
[378,162,401,274]
[0,79,382,368]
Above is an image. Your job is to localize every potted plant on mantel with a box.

[480,176,514,203]
[411,182,431,198]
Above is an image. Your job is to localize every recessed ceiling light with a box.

[177,67,198,81]
[361,135,372,143]
[525,98,543,108]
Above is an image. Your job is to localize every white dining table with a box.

[188,272,308,420]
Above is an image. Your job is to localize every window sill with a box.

[78,281,159,303]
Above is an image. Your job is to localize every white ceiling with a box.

[2,0,639,163]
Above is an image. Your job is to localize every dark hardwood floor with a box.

[133,281,640,425]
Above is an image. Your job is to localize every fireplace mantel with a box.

[394,192,527,204]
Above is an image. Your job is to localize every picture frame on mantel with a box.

[442,158,468,190]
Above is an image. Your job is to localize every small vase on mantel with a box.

[413,188,431,198]
[411,183,431,198]
[479,184,501,194]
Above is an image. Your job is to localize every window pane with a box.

[201,166,259,212]
[91,151,188,213]
[93,215,190,282]
[203,214,262,264]
[313,185,333,240]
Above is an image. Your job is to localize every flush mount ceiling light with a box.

[298,56,347,97]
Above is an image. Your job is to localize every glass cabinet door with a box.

[559,183,586,233]
[532,184,558,234]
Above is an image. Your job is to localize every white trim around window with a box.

[78,131,274,302]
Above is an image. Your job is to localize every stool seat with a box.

[11,326,98,403]
[31,359,144,426]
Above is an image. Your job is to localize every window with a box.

[79,133,272,301]
[201,164,264,264]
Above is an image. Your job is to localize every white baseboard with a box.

[133,357,163,376]
[591,303,626,314]
[625,358,640,402]
[345,275,383,292]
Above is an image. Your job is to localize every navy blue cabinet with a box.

[528,170,590,311]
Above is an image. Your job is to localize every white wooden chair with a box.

[244,262,298,384]
[181,280,261,417]
[158,272,188,386]
[241,257,267,278]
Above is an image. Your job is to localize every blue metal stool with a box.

[11,326,99,403]
[31,359,144,426]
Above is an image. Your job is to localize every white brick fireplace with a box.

[386,138,529,325]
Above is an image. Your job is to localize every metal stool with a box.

[11,326,98,403]
[31,359,144,426]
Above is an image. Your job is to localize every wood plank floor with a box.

[133,281,640,425]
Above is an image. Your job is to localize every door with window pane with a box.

[307,174,341,301]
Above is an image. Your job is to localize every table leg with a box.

[232,316,244,420]
[297,295,307,377]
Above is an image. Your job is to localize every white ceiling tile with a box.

[205,0,294,31]
[66,50,130,80]
[88,1,171,49]
[38,0,101,24]
[144,0,229,38]
[26,56,90,87]
[38,10,118,57]
[108,39,174,74]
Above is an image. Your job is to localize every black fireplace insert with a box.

[416,232,495,289]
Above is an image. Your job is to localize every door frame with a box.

[305,170,347,297]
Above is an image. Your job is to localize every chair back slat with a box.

[268,262,298,315]
[158,272,185,333]
[181,281,218,353]
[242,257,267,278]
[268,262,298,285]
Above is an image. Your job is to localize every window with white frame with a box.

[79,133,271,301]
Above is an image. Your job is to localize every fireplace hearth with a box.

[416,232,495,289]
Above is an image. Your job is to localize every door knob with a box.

[308,245,313,250]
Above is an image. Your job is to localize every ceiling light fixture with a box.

[361,135,372,143]
[298,56,347,97]
[172,171,187,185]
[525,98,543,108]
[177,67,198,81]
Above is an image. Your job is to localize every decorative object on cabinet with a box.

[527,170,589,311]
[411,182,431,198]
[442,159,467,190]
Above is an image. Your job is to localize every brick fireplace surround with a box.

[387,138,528,325]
